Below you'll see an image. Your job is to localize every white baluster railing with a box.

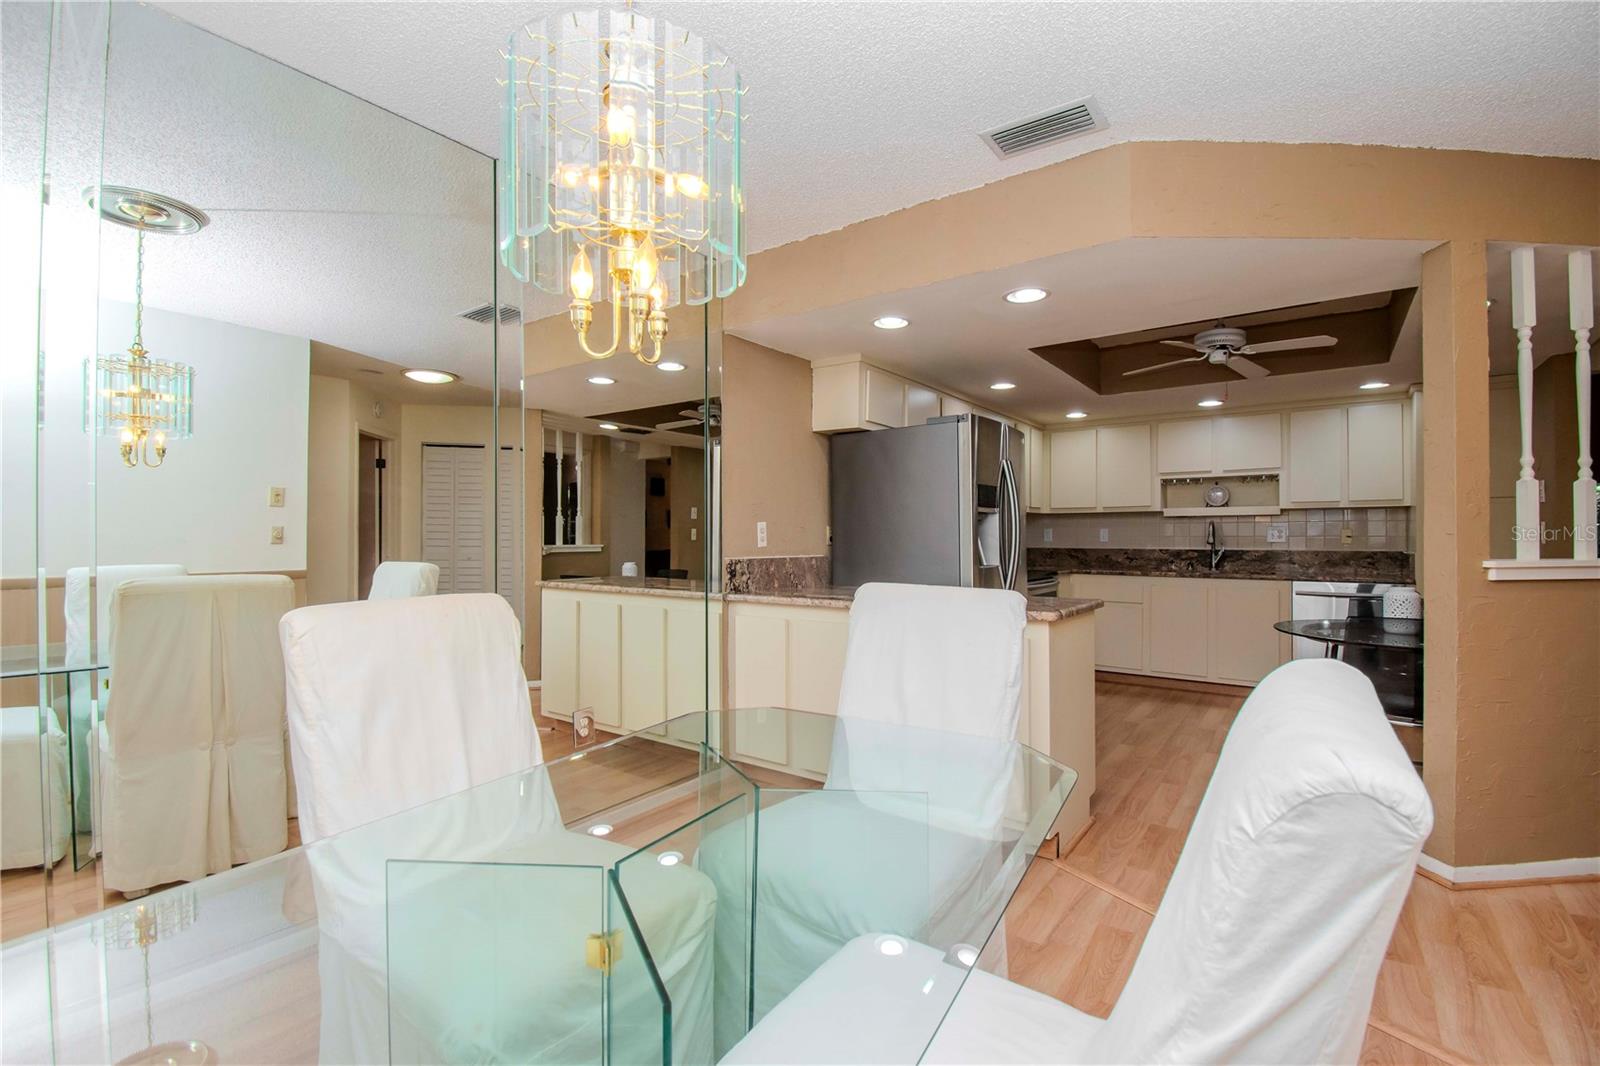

[1572,250,1596,562]
[574,431,586,546]
[554,429,565,546]
[1510,246,1542,559]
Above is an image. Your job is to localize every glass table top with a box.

[1274,617,1424,651]
[0,707,1074,1066]
[0,643,105,679]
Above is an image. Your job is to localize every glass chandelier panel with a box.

[502,6,745,362]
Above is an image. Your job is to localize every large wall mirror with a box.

[1,3,529,938]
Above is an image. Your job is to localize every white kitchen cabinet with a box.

[1065,574,1145,672]
[1214,412,1283,473]
[1147,579,1210,679]
[863,366,908,428]
[940,394,974,417]
[905,383,941,426]
[1157,419,1213,475]
[1095,424,1154,510]
[1208,580,1292,684]
[1049,429,1097,509]
[1286,407,1346,504]
[1024,424,1051,512]
[1346,401,1406,503]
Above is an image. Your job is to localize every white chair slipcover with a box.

[97,575,293,894]
[0,706,70,869]
[365,561,439,601]
[725,659,1433,1066]
[279,594,716,1064]
[724,583,1030,1034]
[64,563,185,844]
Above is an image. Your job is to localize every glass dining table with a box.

[1,707,1074,1066]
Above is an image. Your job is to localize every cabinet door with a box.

[1026,425,1051,512]
[1157,419,1213,474]
[1094,601,1145,672]
[576,597,622,729]
[1147,580,1209,678]
[905,383,941,426]
[540,593,578,718]
[863,367,907,428]
[665,600,714,716]
[1286,408,1345,504]
[940,394,974,417]
[1096,425,1153,509]
[811,363,864,432]
[619,602,667,733]
[1346,401,1406,502]
[1049,429,1097,509]
[1215,413,1283,472]
[730,613,789,763]
[1208,580,1289,685]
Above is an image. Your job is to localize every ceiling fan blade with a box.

[1159,339,1202,351]
[1123,354,1206,377]
[655,418,700,430]
[1227,356,1272,380]
[1240,334,1337,355]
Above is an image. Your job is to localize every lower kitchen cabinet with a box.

[1064,573,1291,686]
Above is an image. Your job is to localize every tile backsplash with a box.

[1027,507,1413,553]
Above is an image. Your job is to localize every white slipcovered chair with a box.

[97,575,294,895]
[64,562,186,843]
[280,594,717,1064]
[725,659,1433,1066]
[366,561,439,601]
[0,706,70,869]
[720,583,1029,1035]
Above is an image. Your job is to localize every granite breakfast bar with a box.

[539,576,1105,848]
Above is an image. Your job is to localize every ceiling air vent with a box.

[980,96,1107,160]
[457,303,521,325]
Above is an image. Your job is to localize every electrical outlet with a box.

[1266,524,1288,544]
[756,521,768,548]
[1043,528,1053,543]
[269,526,285,545]
[690,528,697,541]
[1098,528,1109,543]
[268,486,285,508]
[1341,526,1354,545]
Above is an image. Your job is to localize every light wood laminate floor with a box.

[1011,679,1599,1066]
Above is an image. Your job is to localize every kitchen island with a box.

[539,576,1104,848]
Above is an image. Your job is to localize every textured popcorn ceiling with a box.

[157,0,1600,254]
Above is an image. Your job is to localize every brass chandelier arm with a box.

[573,295,624,360]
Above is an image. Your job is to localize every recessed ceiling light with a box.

[1064,410,1087,420]
[587,375,616,385]
[1197,398,1224,408]
[952,944,979,968]
[657,361,686,373]
[1359,381,1390,390]
[657,850,684,867]
[597,422,619,431]
[1004,287,1049,304]
[875,935,907,957]
[587,823,613,837]
[873,316,909,330]
[989,381,1016,391]
[404,369,456,385]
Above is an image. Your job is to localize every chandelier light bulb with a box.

[606,106,635,148]
[677,173,705,198]
[633,237,659,292]
[120,428,135,445]
[570,246,595,301]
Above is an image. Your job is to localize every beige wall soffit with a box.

[806,353,867,369]
[1481,558,1600,581]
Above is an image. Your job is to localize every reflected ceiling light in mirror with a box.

[403,369,457,385]
[1359,381,1391,390]
[875,935,907,957]
[873,316,910,330]
[84,189,202,470]
[657,850,684,867]
[597,422,620,431]
[587,823,613,837]
[503,6,745,366]
[1197,398,1224,408]
[989,381,1016,391]
[1004,287,1049,304]
[1065,410,1088,420]
[657,361,686,373]
[587,375,616,386]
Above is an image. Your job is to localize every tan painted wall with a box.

[670,446,707,580]
[720,336,831,559]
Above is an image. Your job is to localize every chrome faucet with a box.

[1206,520,1226,571]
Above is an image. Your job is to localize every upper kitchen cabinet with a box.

[863,365,909,428]
[1285,407,1346,504]
[1095,424,1154,509]
[1024,424,1051,512]
[905,382,941,426]
[1346,400,1407,503]
[1214,412,1283,473]
[1157,419,1214,475]
[1049,428,1097,509]
[813,360,914,430]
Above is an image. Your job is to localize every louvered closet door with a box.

[422,444,487,593]
[496,448,522,613]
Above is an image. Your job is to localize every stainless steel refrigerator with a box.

[830,414,1026,591]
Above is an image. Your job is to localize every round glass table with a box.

[1272,617,1423,654]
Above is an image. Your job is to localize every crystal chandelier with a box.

[84,191,202,469]
[501,4,746,364]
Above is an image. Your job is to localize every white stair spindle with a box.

[575,432,586,546]
[554,429,565,546]
[1572,250,1596,561]
[1511,246,1542,559]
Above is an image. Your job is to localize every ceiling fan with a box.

[656,402,721,431]
[1122,324,1337,380]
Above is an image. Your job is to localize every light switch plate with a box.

[1043,528,1053,543]
[690,528,697,541]
[1098,528,1109,543]
[1266,524,1288,543]
[1341,526,1354,545]
[690,506,698,520]
[756,521,768,548]
[268,486,285,508]
[269,526,285,545]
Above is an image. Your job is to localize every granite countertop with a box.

[538,576,710,600]
[726,585,1103,623]
[1029,547,1415,584]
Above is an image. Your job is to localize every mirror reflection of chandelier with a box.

[83,187,204,469]
[95,891,218,1065]
[501,4,746,364]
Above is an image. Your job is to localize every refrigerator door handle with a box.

[1001,457,1021,590]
